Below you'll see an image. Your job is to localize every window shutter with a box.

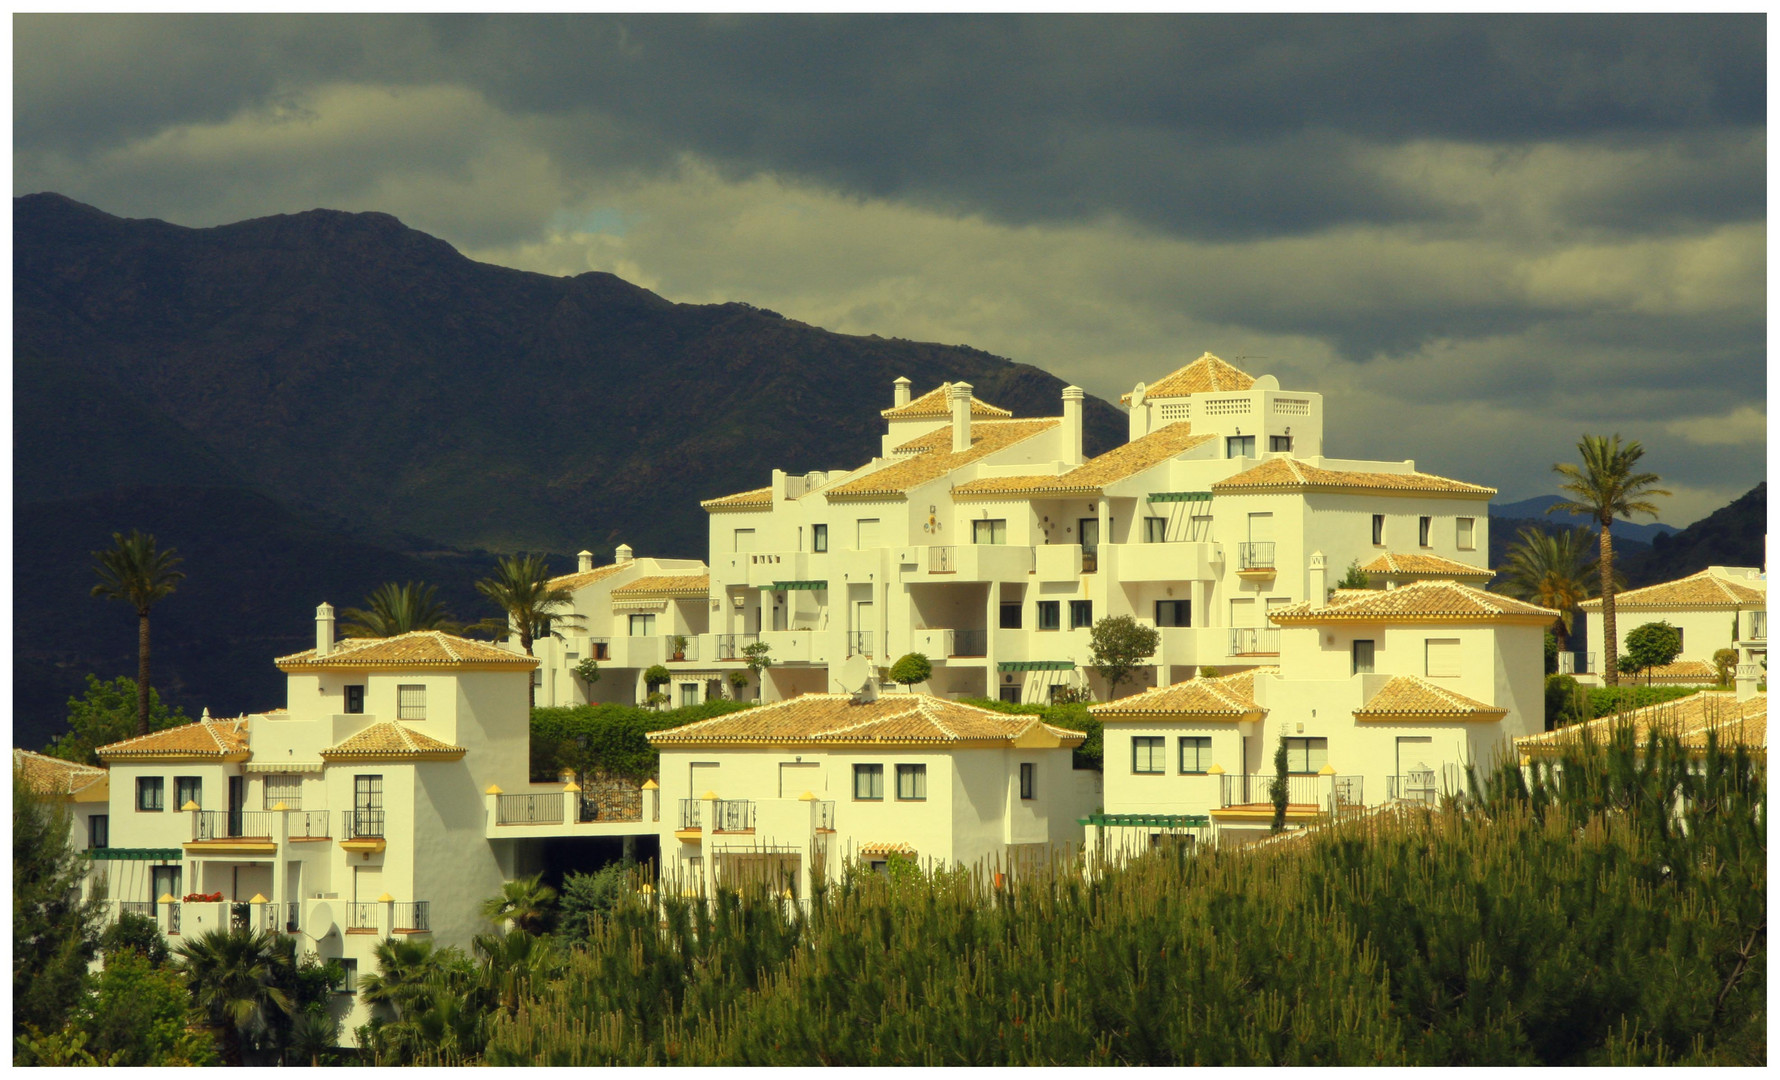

[1425,638,1462,678]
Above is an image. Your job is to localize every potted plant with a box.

[671,635,689,661]
[727,669,750,699]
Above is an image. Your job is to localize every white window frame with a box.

[1283,737,1328,774]
[629,613,656,637]
[1352,639,1375,675]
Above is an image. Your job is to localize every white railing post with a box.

[643,779,660,822]
[485,784,503,828]
[378,892,395,941]
[1319,764,1337,814]
[564,780,581,825]
[700,791,719,899]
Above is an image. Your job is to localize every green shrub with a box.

[530,700,754,782]
[887,653,932,687]
[959,697,1101,771]
[1543,674,1586,730]
[1585,684,1700,718]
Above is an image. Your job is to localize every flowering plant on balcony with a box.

[182,891,224,903]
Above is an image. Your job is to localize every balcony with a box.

[340,810,386,853]
[815,800,836,832]
[759,629,817,664]
[284,810,330,840]
[1386,773,1439,806]
[1082,546,1099,574]
[929,546,958,573]
[586,638,611,662]
[1217,773,1362,815]
[497,793,565,826]
[191,810,274,842]
[347,902,380,934]
[609,635,666,668]
[394,901,431,934]
[1236,542,1276,577]
[949,628,987,658]
[715,633,760,661]
[848,631,875,658]
[1033,545,1083,581]
[664,635,700,663]
[711,799,756,833]
[1228,627,1280,656]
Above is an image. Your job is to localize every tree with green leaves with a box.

[1550,435,1670,686]
[172,928,293,1065]
[341,581,461,638]
[1620,621,1683,685]
[1088,615,1159,700]
[741,641,774,699]
[888,653,933,690]
[1497,526,1601,655]
[475,554,584,705]
[1713,648,1739,688]
[68,948,219,1065]
[575,656,602,686]
[12,774,105,1040]
[1270,735,1290,834]
[728,670,750,698]
[46,674,190,765]
[480,873,557,936]
[559,862,637,943]
[1335,559,1369,591]
[90,529,185,736]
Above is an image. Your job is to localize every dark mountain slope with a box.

[1619,483,1766,586]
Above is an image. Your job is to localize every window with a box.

[1070,600,1093,629]
[1352,640,1375,675]
[1179,737,1212,774]
[1425,638,1461,678]
[1132,737,1166,774]
[680,683,699,708]
[1457,517,1475,550]
[1019,762,1036,799]
[1225,435,1256,458]
[856,519,880,549]
[973,519,1007,545]
[812,523,828,553]
[1000,602,1023,629]
[1037,601,1061,631]
[1269,434,1293,453]
[629,613,656,637]
[532,669,544,687]
[1673,627,1685,651]
[151,865,181,902]
[264,775,302,810]
[1155,600,1191,627]
[733,528,756,553]
[335,958,359,994]
[1372,514,1385,545]
[87,814,109,850]
[354,774,383,838]
[853,764,884,800]
[174,776,202,810]
[1283,738,1328,774]
[397,684,426,720]
[136,776,164,812]
[1418,516,1432,547]
[896,764,927,800]
[998,685,1022,704]
[1144,516,1168,543]
[344,685,365,714]
[592,640,610,661]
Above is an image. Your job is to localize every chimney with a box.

[577,550,594,573]
[1062,385,1085,466]
[315,602,335,658]
[893,376,912,410]
[615,543,634,565]
[950,382,973,453]
[1735,657,1760,702]
[1307,551,1327,604]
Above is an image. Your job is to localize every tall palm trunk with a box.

[520,627,535,708]
[136,609,152,735]
[1598,523,1618,687]
[1552,617,1570,655]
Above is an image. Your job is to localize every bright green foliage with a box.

[99,910,169,966]
[475,554,585,659]
[483,873,559,936]
[960,698,1101,770]
[559,863,639,944]
[1621,621,1683,682]
[741,641,774,689]
[12,774,104,1040]
[341,581,461,637]
[45,674,190,765]
[888,653,933,687]
[1335,560,1369,590]
[1088,615,1160,700]
[530,700,754,782]
[63,949,218,1065]
[1270,734,1289,834]
[172,928,294,1065]
[1543,674,1587,731]
[1713,649,1739,687]
[1198,666,1221,678]
[1586,685,1699,717]
[643,665,672,691]
[1497,526,1601,650]
[728,670,750,694]
[576,656,602,684]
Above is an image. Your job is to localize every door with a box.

[354,775,383,838]
[152,865,182,904]
[227,776,246,838]
[852,600,874,656]
[778,762,820,798]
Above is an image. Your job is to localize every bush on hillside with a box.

[530,701,754,783]
[1585,684,1700,718]
[960,697,1101,771]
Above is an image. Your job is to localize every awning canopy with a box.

[1080,813,1210,829]
[771,581,829,591]
[997,660,1076,672]
[1147,491,1213,504]
[85,848,183,862]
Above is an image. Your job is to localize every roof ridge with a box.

[918,698,960,740]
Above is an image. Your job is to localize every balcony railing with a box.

[286,901,301,934]
[849,631,874,658]
[716,634,759,661]
[1237,542,1276,571]
[120,900,156,920]
[1082,546,1098,573]
[678,798,703,830]
[929,546,958,572]
[394,901,430,933]
[497,793,565,826]
[711,799,756,833]
[1387,772,1439,806]
[342,810,385,840]
[815,800,836,832]
[950,628,988,657]
[665,636,700,662]
[192,810,274,841]
[1219,773,1363,810]
[1749,614,1767,642]
[347,903,379,932]
[1229,627,1280,655]
[168,903,181,934]
[286,810,330,839]
[245,901,281,934]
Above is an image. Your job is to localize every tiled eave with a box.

[100,751,252,763]
[318,749,467,762]
[276,659,535,673]
[1092,708,1264,723]
[651,735,1085,750]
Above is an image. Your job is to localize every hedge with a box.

[530,701,755,782]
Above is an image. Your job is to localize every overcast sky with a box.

[15,14,1767,526]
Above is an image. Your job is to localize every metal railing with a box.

[577,796,601,823]
[168,903,181,934]
[929,546,958,572]
[286,901,301,933]
[1220,773,1324,807]
[587,637,611,661]
[1082,547,1098,573]
[716,634,759,661]
[497,793,565,826]
[711,799,756,833]
[950,628,988,657]
[341,810,385,840]
[1749,613,1767,641]
[193,810,274,841]
[1237,542,1276,570]
[120,900,155,920]
[678,798,703,830]
[1229,627,1280,655]
[665,636,700,662]
[1331,774,1364,809]
[1387,773,1439,806]
[849,631,874,658]
[815,800,836,831]
[286,810,331,838]
[347,903,380,932]
[247,901,281,933]
[394,901,430,933]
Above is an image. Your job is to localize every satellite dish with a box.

[307,901,336,941]
[836,655,873,695]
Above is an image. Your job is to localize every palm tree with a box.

[285,1009,339,1067]
[90,530,185,735]
[473,924,564,1017]
[174,928,294,1066]
[474,555,583,706]
[479,873,558,936]
[1497,526,1603,654]
[359,937,450,1020]
[1550,435,1670,686]
[340,581,461,638]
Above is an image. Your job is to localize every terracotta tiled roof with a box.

[547,562,631,592]
[857,841,919,857]
[1270,581,1558,624]
[1517,692,1765,759]
[97,718,251,762]
[1578,569,1766,611]
[1360,553,1493,579]
[277,631,538,671]
[1119,353,1256,404]
[1091,668,1275,719]
[1210,457,1496,497]
[699,486,775,512]
[1636,660,1720,683]
[953,423,1216,499]
[1353,676,1506,721]
[321,722,467,760]
[648,694,1085,748]
[13,749,107,797]
[881,383,1013,420]
[611,574,711,599]
[826,419,1059,500]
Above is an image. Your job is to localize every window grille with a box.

[397,684,426,720]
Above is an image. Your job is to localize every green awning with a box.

[771,581,828,591]
[1147,491,1213,504]
[86,848,183,862]
[998,660,1076,672]
[1079,813,1210,829]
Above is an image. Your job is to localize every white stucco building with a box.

[1575,566,1766,685]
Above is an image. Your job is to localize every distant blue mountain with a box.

[1490,495,1678,546]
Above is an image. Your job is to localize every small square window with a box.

[896,764,927,800]
[630,613,656,637]
[1019,762,1036,799]
[973,519,1007,545]
[853,764,884,801]
[999,602,1023,630]
[397,684,426,720]
[1132,736,1166,774]
[680,683,699,708]
[136,777,164,812]
[1070,600,1093,629]
[1284,737,1328,774]
[264,775,302,811]
[174,776,202,810]
[1155,600,1191,627]
[998,685,1021,704]
[344,685,365,714]
[1178,737,1211,774]
[1225,435,1255,458]
[1036,601,1061,631]
[1269,435,1293,453]
[1144,517,1168,543]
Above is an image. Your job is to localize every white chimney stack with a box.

[893,376,912,410]
[578,550,594,573]
[615,543,634,565]
[1735,659,1760,702]
[950,382,973,453]
[315,602,335,657]
[1308,551,1327,604]
[1062,385,1085,466]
